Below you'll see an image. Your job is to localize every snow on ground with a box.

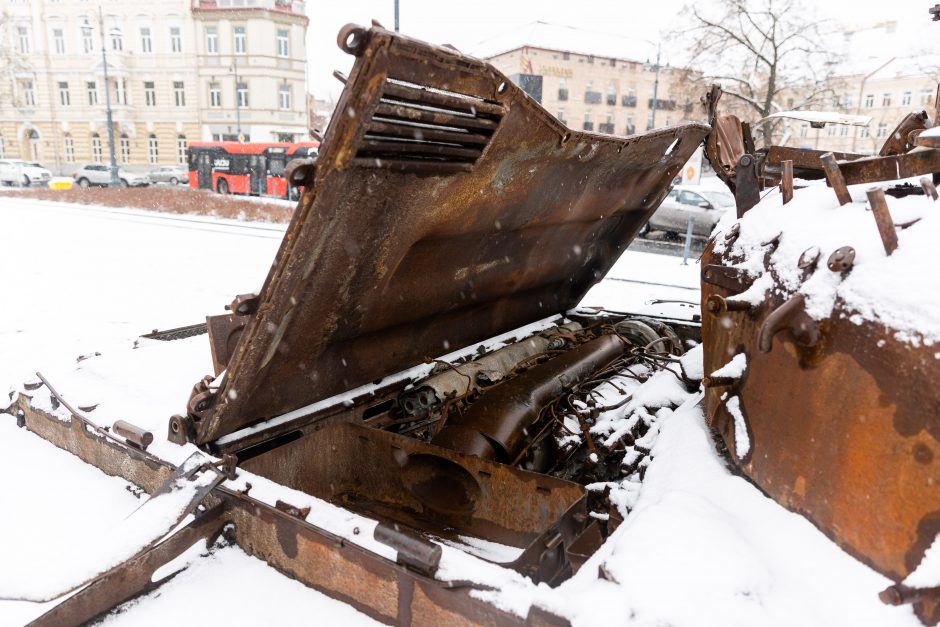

[0,196,922,625]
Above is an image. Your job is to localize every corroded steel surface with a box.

[701,256,940,585]
[190,24,708,443]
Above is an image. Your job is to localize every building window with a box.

[277,28,289,57]
[0,136,5,158]
[877,123,887,138]
[148,134,158,164]
[237,81,248,107]
[82,24,93,53]
[91,134,102,162]
[557,109,565,123]
[119,134,130,164]
[87,81,98,105]
[140,27,152,53]
[864,93,874,108]
[839,124,848,137]
[177,135,187,165]
[205,26,217,54]
[625,113,634,134]
[921,89,934,105]
[169,26,181,53]
[234,25,246,54]
[111,28,123,51]
[860,126,869,138]
[22,80,36,106]
[799,123,807,138]
[843,93,853,108]
[64,134,74,162]
[583,111,592,131]
[558,77,568,101]
[173,81,185,107]
[278,82,291,110]
[209,82,221,107]
[901,91,912,106]
[58,81,70,106]
[17,26,30,54]
[606,82,616,106]
[826,124,835,137]
[53,28,66,54]
[881,92,891,107]
[115,79,127,105]
[144,81,156,106]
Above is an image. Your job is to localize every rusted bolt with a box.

[739,154,753,167]
[703,376,738,387]
[724,223,741,243]
[912,442,933,465]
[798,246,821,270]
[827,246,855,272]
[706,294,754,315]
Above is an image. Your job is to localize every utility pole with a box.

[84,7,119,186]
[233,52,242,140]
[394,0,400,32]
[650,42,661,130]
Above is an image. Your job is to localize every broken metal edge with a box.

[7,396,570,626]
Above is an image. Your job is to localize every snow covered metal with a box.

[700,85,940,625]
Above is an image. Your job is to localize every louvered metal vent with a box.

[353,79,504,173]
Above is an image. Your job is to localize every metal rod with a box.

[781,159,794,205]
[681,216,694,265]
[233,52,242,139]
[113,420,154,449]
[394,0,400,32]
[866,187,898,255]
[820,152,852,205]
[650,43,661,129]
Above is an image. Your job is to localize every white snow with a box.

[904,533,940,589]
[725,395,750,458]
[711,352,748,380]
[0,196,923,626]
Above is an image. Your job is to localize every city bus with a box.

[187,141,319,198]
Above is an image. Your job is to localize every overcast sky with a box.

[305,0,934,100]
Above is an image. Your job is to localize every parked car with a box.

[148,165,187,185]
[72,164,150,188]
[0,159,52,187]
[643,185,735,237]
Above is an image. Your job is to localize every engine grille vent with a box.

[353,79,504,173]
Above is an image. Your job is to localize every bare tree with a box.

[673,0,841,131]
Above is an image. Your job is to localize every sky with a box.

[305,0,935,100]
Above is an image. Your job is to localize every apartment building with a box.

[480,22,701,138]
[0,0,308,172]
[789,59,937,154]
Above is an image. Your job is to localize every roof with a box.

[472,21,661,65]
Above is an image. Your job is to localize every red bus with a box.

[187,141,319,198]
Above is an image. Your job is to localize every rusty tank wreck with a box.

[2,19,939,627]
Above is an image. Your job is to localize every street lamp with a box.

[229,56,243,141]
[82,7,120,187]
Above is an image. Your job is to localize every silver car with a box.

[73,164,150,187]
[148,165,187,185]
[644,186,735,237]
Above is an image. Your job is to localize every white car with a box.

[0,159,52,187]
[644,185,735,237]
[73,164,150,188]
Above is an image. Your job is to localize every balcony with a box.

[621,95,637,107]
[582,121,594,131]
[597,123,615,134]
[558,89,568,101]
[647,98,677,111]
[584,91,602,105]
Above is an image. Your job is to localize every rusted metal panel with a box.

[700,239,940,589]
[190,24,708,443]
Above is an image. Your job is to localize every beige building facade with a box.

[0,0,308,173]
[486,46,700,137]
[787,62,938,154]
